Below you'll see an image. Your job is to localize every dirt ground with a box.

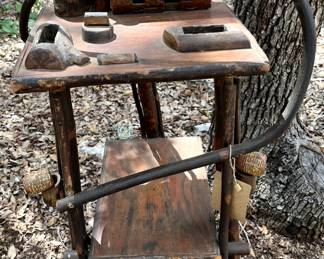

[0,6,323,259]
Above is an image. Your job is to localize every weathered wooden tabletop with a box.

[11,2,269,94]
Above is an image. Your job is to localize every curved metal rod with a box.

[56,0,316,212]
[19,0,36,42]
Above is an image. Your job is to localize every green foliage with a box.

[0,19,19,35]
[0,0,43,38]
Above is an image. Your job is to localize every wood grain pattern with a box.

[212,77,236,258]
[49,89,88,258]
[54,0,91,17]
[25,24,90,70]
[11,2,269,93]
[90,137,219,258]
[137,82,164,138]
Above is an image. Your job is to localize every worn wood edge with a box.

[11,3,270,94]
[10,62,270,94]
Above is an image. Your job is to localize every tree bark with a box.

[253,124,324,240]
[226,0,324,239]
[233,0,323,140]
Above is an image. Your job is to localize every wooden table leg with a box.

[213,77,237,259]
[132,82,164,138]
[228,78,243,259]
[49,88,88,258]
[234,78,241,145]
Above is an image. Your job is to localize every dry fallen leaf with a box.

[260,225,269,235]
[7,244,17,259]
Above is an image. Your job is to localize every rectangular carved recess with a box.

[110,0,211,14]
[38,24,59,43]
[183,24,225,34]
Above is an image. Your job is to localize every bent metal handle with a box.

[20,0,36,42]
[56,0,316,212]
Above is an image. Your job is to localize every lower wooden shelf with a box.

[90,137,220,258]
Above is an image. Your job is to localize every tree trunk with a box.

[227,0,324,239]
[233,0,323,139]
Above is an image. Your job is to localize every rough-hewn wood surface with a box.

[212,77,237,258]
[54,0,91,17]
[84,12,110,26]
[136,82,164,138]
[11,2,269,93]
[49,89,88,258]
[91,137,219,258]
[97,53,137,65]
[25,24,90,70]
[163,25,251,52]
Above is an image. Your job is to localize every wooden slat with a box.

[90,137,220,258]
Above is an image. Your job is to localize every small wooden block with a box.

[97,53,137,65]
[212,171,251,223]
[84,12,109,26]
[163,24,251,52]
[82,25,114,44]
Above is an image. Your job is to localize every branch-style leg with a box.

[49,88,88,258]
[213,77,237,259]
[132,82,164,138]
[229,78,242,259]
[234,78,241,145]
